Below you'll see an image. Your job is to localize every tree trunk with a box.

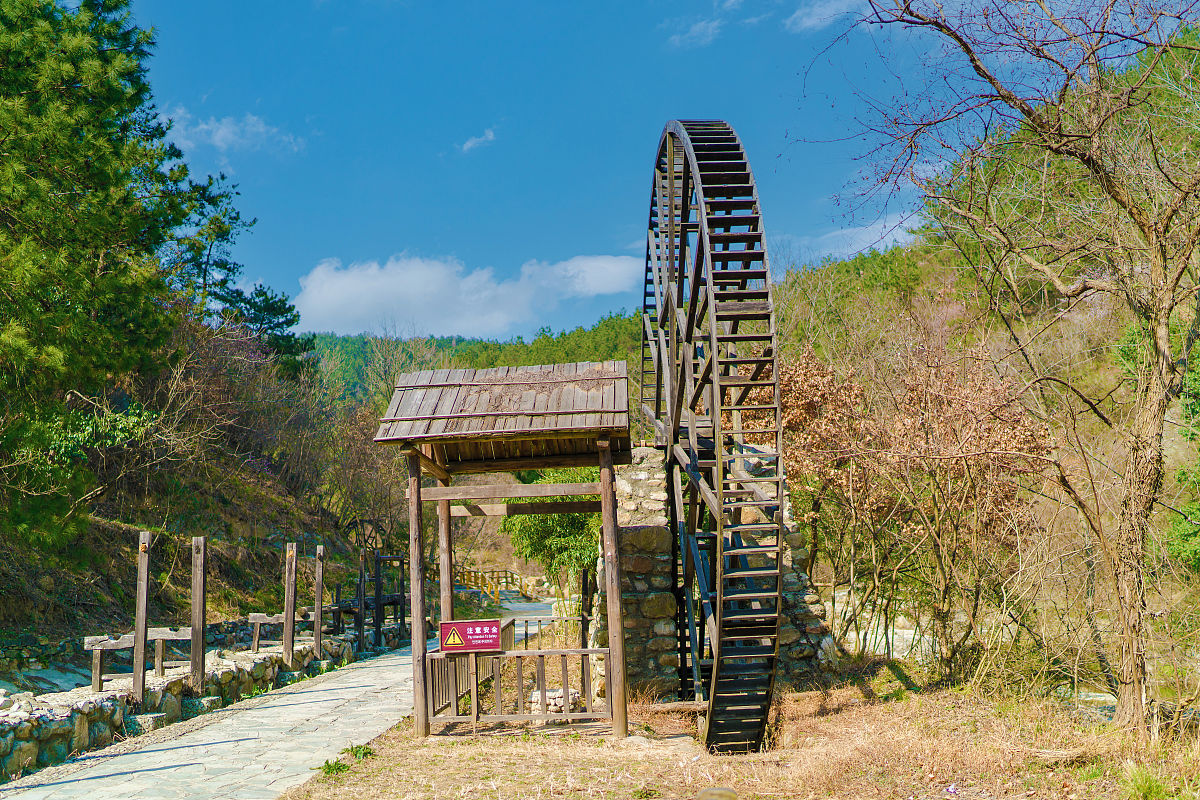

[1111,320,1170,729]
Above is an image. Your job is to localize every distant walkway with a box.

[0,645,423,800]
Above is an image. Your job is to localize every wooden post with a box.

[91,649,104,692]
[437,478,453,623]
[407,452,429,738]
[356,550,366,651]
[313,545,325,660]
[190,536,207,691]
[132,530,151,704]
[154,639,166,677]
[598,440,628,738]
[373,548,383,647]
[283,543,297,668]
[334,585,343,634]
[398,556,407,635]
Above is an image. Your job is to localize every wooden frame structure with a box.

[375,361,632,737]
[641,120,786,752]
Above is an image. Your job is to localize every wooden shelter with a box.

[375,361,631,737]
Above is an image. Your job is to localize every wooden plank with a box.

[469,654,479,722]
[132,531,150,704]
[598,441,628,738]
[582,654,593,713]
[412,482,600,501]
[449,500,602,517]
[493,655,502,714]
[432,712,612,723]
[283,542,297,667]
[84,627,194,650]
[447,453,630,475]
[373,548,383,647]
[154,639,166,677]
[190,536,206,691]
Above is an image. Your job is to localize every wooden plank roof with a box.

[374,360,631,474]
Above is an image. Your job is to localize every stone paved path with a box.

[0,645,422,800]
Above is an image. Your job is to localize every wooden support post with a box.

[334,585,343,634]
[373,548,383,648]
[154,639,166,677]
[91,649,104,692]
[598,440,628,738]
[408,452,429,738]
[437,478,453,623]
[133,530,151,705]
[356,550,366,651]
[313,545,325,660]
[190,536,207,691]
[283,542,297,668]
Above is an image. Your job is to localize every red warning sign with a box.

[439,619,502,653]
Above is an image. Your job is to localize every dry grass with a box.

[279,670,1200,800]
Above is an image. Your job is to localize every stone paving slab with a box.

[0,645,423,800]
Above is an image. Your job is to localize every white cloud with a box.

[167,106,303,154]
[771,213,916,268]
[461,128,496,153]
[669,18,723,48]
[293,253,641,337]
[784,0,864,32]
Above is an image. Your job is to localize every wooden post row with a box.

[132,530,151,704]
[191,536,207,690]
[408,452,429,737]
[283,542,297,667]
[313,545,325,659]
[598,439,628,738]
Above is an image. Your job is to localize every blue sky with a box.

[130,0,912,339]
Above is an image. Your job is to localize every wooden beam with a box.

[450,500,603,517]
[447,454,627,475]
[313,545,325,659]
[411,482,601,502]
[408,452,429,738]
[283,542,297,668]
[132,531,150,704]
[438,478,453,624]
[598,439,628,739]
[190,536,206,691]
[406,447,451,482]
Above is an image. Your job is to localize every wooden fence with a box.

[427,616,611,724]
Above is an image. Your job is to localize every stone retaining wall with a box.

[590,446,835,700]
[0,624,406,783]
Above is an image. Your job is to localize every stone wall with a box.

[0,624,406,783]
[590,446,835,701]
[590,447,678,697]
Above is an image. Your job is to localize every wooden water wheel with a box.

[639,120,785,753]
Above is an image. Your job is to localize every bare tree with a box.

[855,0,1200,725]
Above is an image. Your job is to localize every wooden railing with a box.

[427,616,610,724]
[450,567,526,602]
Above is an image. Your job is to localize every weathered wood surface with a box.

[449,500,602,517]
[132,531,150,703]
[411,481,600,501]
[374,361,631,474]
[190,536,207,690]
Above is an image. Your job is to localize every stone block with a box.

[646,636,675,652]
[657,653,681,668]
[621,554,654,573]
[641,592,676,618]
[784,532,808,548]
[88,720,113,748]
[652,619,675,636]
[37,736,69,767]
[129,713,167,735]
[0,729,12,757]
[2,739,37,777]
[778,624,802,646]
[160,692,181,725]
[199,696,224,712]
